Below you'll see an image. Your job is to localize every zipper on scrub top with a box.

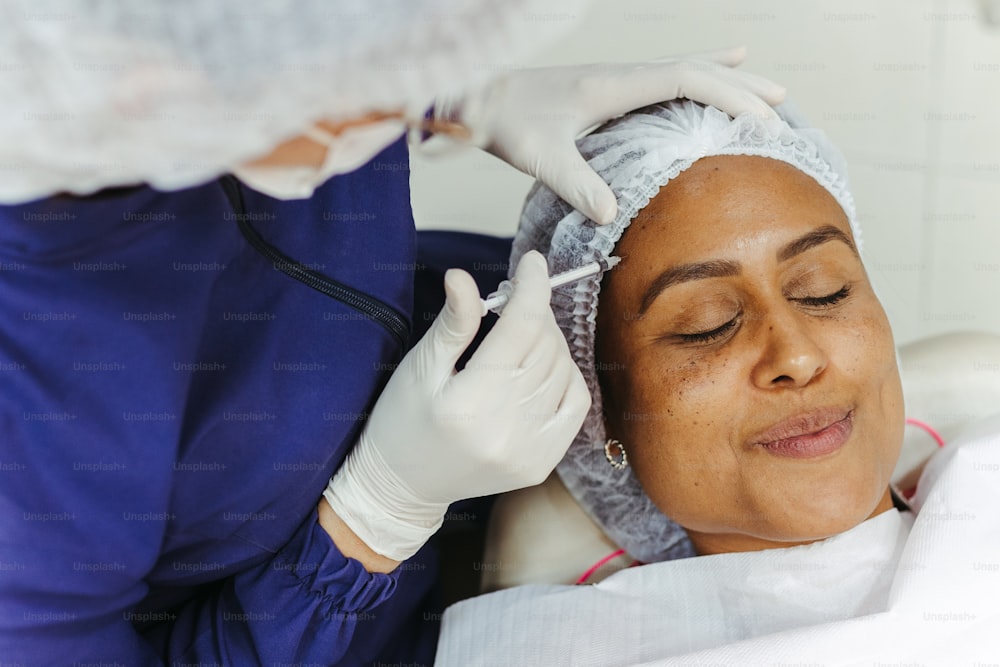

[220,175,411,350]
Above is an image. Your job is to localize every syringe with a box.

[480,256,621,316]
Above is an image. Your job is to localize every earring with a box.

[604,438,628,470]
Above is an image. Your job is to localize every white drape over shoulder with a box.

[436,414,1000,666]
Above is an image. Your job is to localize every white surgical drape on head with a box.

[0,0,584,202]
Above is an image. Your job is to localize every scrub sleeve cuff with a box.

[269,507,399,614]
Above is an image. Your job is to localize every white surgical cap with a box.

[0,0,582,202]
[511,100,861,563]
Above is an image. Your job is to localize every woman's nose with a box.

[750,307,828,389]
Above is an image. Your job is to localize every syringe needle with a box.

[480,256,620,316]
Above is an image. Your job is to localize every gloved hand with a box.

[323,251,591,562]
[434,47,786,225]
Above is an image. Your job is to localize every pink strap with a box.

[575,548,627,585]
[905,417,946,448]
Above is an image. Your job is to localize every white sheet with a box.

[436,414,1000,666]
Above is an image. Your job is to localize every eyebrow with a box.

[777,225,858,263]
[637,225,858,315]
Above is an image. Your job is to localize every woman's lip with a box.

[750,408,854,459]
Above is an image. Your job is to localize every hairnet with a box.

[511,100,861,563]
[0,0,582,202]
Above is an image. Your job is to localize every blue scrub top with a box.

[0,137,512,665]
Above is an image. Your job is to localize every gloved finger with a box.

[520,350,574,419]
[712,66,787,105]
[532,144,618,224]
[512,317,580,416]
[671,66,783,120]
[415,268,483,382]
[578,60,782,126]
[642,54,785,104]
[546,366,592,446]
[651,45,747,68]
[550,367,591,441]
[519,317,564,368]
[530,371,591,481]
[557,365,591,420]
[612,60,784,119]
[471,251,555,366]
[515,326,566,392]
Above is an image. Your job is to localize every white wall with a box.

[410,0,1000,345]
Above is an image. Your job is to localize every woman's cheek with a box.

[627,352,726,458]
[834,304,894,378]
[670,348,737,415]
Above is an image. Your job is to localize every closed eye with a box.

[675,317,738,344]
[672,285,851,345]
[794,285,851,307]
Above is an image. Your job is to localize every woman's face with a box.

[596,155,904,555]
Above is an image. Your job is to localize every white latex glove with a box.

[436,47,786,225]
[323,251,591,562]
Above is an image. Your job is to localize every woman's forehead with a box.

[623,155,853,258]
